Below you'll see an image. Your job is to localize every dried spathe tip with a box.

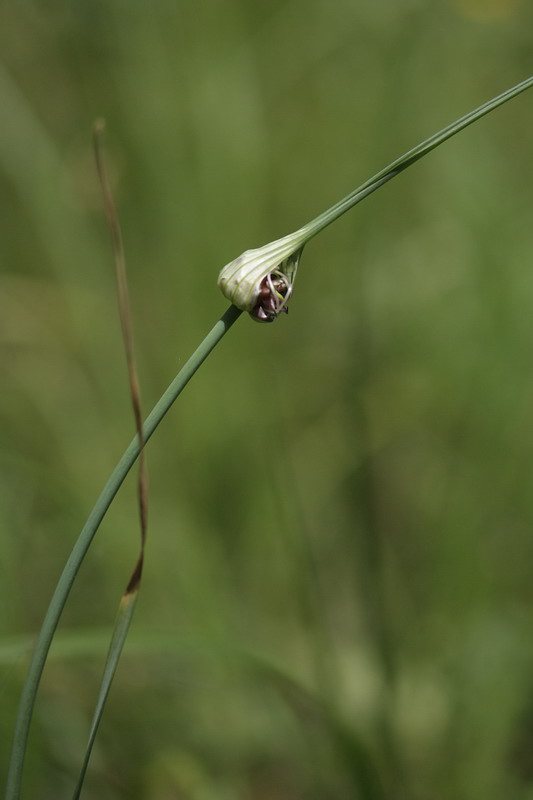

[218,232,305,323]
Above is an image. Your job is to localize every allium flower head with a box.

[218,76,533,321]
[218,231,306,323]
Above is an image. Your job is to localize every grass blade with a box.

[71,592,139,798]
[93,119,149,582]
[69,122,150,796]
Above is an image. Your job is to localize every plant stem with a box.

[298,74,533,242]
[5,304,242,800]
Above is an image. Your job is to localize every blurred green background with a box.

[2,0,533,797]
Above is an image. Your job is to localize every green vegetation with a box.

[2,2,533,798]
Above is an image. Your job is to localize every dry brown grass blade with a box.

[93,119,148,593]
[69,122,151,797]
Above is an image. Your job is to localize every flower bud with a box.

[218,232,305,323]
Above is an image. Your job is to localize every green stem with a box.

[299,74,533,242]
[5,304,242,800]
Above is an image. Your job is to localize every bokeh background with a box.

[2,0,533,797]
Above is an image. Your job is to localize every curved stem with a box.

[5,304,242,800]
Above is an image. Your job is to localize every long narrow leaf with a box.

[72,592,138,798]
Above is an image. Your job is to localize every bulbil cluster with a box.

[249,271,292,323]
[217,234,305,323]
